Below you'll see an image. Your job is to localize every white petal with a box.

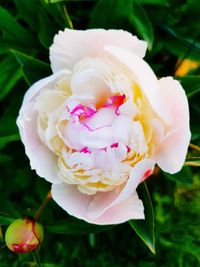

[51,183,93,220]
[156,77,191,173]
[87,159,154,219]
[17,104,60,183]
[16,72,70,183]
[104,45,172,124]
[91,191,144,225]
[50,29,147,72]
[51,183,144,225]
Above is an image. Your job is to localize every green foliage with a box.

[129,183,155,253]
[46,217,115,234]
[0,0,200,266]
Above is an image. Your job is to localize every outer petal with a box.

[50,29,147,72]
[91,192,144,225]
[86,159,154,219]
[104,45,172,125]
[51,159,154,224]
[16,70,70,183]
[156,77,191,173]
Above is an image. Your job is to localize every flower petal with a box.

[17,104,60,183]
[51,183,144,225]
[51,183,93,220]
[156,77,191,173]
[16,71,70,183]
[91,191,144,225]
[86,159,154,220]
[104,45,172,124]
[50,29,147,72]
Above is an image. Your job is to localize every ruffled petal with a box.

[50,29,147,72]
[156,77,191,173]
[51,158,153,224]
[16,70,70,183]
[104,45,172,124]
[17,104,60,183]
[87,159,154,219]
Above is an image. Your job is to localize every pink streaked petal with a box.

[104,45,172,125]
[156,77,191,173]
[87,159,154,219]
[104,95,126,115]
[50,29,147,72]
[80,147,91,153]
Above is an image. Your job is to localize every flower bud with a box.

[5,218,44,253]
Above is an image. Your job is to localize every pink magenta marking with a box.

[104,95,126,116]
[110,143,119,148]
[126,146,131,153]
[71,104,84,115]
[69,104,96,121]
[80,147,91,153]
[142,168,154,182]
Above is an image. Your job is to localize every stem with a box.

[34,191,52,221]
[63,5,73,29]
[189,143,200,153]
[32,251,42,267]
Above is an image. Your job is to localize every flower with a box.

[5,218,44,253]
[17,29,191,225]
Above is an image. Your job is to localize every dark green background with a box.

[0,0,200,266]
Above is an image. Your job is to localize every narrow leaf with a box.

[129,182,155,253]
[0,7,35,46]
[11,50,51,85]
[0,134,20,147]
[46,217,115,234]
[162,27,200,61]
[0,213,15,225]
[136,0,169,5]
[0,56,22,101]
[178,76,200,98]
[130,3,154,50]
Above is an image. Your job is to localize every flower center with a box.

[65,94,127,152]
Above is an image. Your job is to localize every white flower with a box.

[17,29,191,225]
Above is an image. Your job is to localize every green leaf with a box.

[0,213,15,225]
[178,76,200,98]
[89,0,133,29]
[129,182,155,254]
[44,0,67,3]
[0,7,35,47]
[11,50,51,85]
[38,9,60,48]
[15,0,40,32]
[0,55,22,102]
[46,217,115,234]
[0,153,12,163]
[130,3,154,50]
[0,134,20,147]
[185,157,200,167]
[163,166,193,185]
[136,0,169,6]
[162,27,200,61]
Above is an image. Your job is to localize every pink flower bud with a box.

[5,218,44,253]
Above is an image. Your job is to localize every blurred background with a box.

[0,0,200,266]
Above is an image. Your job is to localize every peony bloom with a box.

[17,29,191,225]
